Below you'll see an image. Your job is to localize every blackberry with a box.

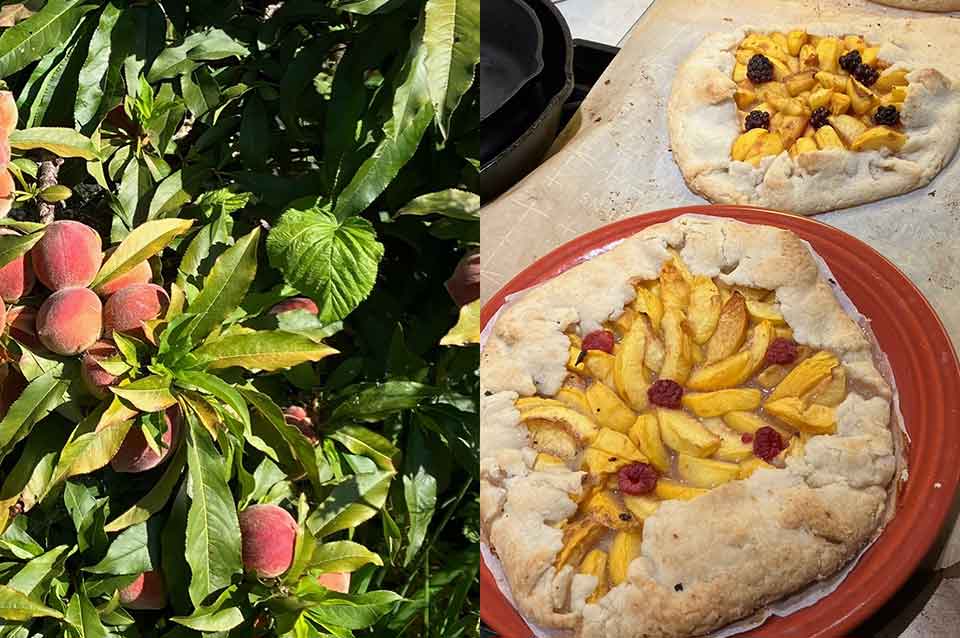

[810,106,831,130]
[852,63,879,86]
[747,54,774,83]
[874,105,900,126]
[744,110,770,131]
[838,49,862,74]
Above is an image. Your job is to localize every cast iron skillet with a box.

[480,0,544,122]
[480,0,574,202]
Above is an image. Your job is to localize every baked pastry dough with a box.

[480,216,897,637]
[870,0,960,11]
[668,23,960,214]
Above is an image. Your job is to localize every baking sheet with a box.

[480,217,908,636]
[479,0,960,370]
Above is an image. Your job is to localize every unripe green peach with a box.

[0,229,35,302]
[81,340,119,399]
[269,297,319,315]
[32,221,103,290]
[238,504,298,578]
[119,571,167,610]
[102,283,169,338]
[36,287,102,355]
[111,406,180,473]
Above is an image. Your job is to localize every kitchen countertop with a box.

[482,1,960,636]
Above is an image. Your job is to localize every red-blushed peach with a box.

[102,283,169,337]
[0,91,17,137]
[269,297,319,315]
[283,405,319,444]
[119,571,167,610]
[36,287,102,355]
[239,504,298,578]
[94,250,152,297]
[0,229,36,302]
[0,170,13,218]
[81,340,119,399]
[0,138,9,170]
[0,297,5,334]
[32,221,103,290]
[6,305,40,349]
[111,406,180,473]
[445,250,480,307]
[317,572,351,593]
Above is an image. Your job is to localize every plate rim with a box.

[479,204,960,638]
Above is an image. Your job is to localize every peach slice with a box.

[658,261,690,312]
[722,411,791,439]
[555,387,592,416]
[629,414,670,473]
[802,366,847,407]
[583,490,638,530]
[609,530,643,586]
[581,448,631,475]
[519,405,599,444]
[583,351,616,389]
[654,479,708,502]
[764,397,837,434]
[767,350,838,402]
[681,388,762,417]
[525,421,579,459]
[622,494,659,521]
[686,350,752,391]
[556,519,606,569]
[687,276,721,345]
[614,320,649,411]
[591,427,648,463]
[515,397,569,413]
[704,292,748,364]
[631,286,663,331]
[586,382,636,433]
[657,409,721,457]
[659,309,693,383]
[533,453,567,471]
[744,300,786,326]
[677,454,740,489]
[579,549,609,603]
[738,457,772,479]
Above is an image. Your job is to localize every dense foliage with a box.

[0,1,479,637]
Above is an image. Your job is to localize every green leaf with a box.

[0,0,91,78]
[6,546,72,598]
[170,586,243,631]
[266,208,384,324]
[329,425,398,472]
[180,67,220,119]
[173,370,250,428]
[0,423,68,531]
[238,95,269,169]
[331,0,398,14]
[391,13,430,136]
[398,188,479,221]
[147,167,207,221]
[0,584,64,621]
[332,104,433,219]
[305,590,402,631]
[311,541,382,574]
[64,589,108,638]
[92,218,193,289]
[83,523,152,576]
[423,0,480,137]
[184,412,242,607]
[402,467,437,566]
[186,226,260,342]
[330,381,438,423]
[74,1,123,129]
[0,370,69,463]
[9,127,99,159]
[193,331,338,372]
[47,411,134,488]
[147,29,249,82]
[0,230,42,270]
[306,467,394,538]
[440,299,479,346]
[110,375,177,413]
[104,443,186,533]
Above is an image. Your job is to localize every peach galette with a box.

[480,216,898,637]
[668,24,960,215]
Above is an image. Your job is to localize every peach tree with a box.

[0,0,479,637]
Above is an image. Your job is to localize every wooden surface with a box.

[481,1,960,635]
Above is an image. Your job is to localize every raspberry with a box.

[838,49,862,74]
[853,63,879,86]
[765,338,798,365]
[744,110,770,131]
[618,463,658,495]
[741,433,754,444]
[753,426,785,462]
[810,106,830,130]
[581,330,615,354]
[647,379,684,408]
[747,54,774,83]
[873,105,900,126]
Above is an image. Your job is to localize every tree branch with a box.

[36,151,63,224]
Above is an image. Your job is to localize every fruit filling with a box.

[729,30,909,166]
[514,250,849,600]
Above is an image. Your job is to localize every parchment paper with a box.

[480,217,908,636]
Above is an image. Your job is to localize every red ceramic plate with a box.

[481,205,960,638]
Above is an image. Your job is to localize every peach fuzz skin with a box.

[111,406,180,473]
[36,287,102,355]
[239,504,298,578]
[31,220,103,291]
[0,229,35,302]
[102,283,169,337]
[119,571,167,610]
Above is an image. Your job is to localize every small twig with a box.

[36,151,63,224]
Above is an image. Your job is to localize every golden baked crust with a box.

[480,216,896,637]
[667,22,960,215]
